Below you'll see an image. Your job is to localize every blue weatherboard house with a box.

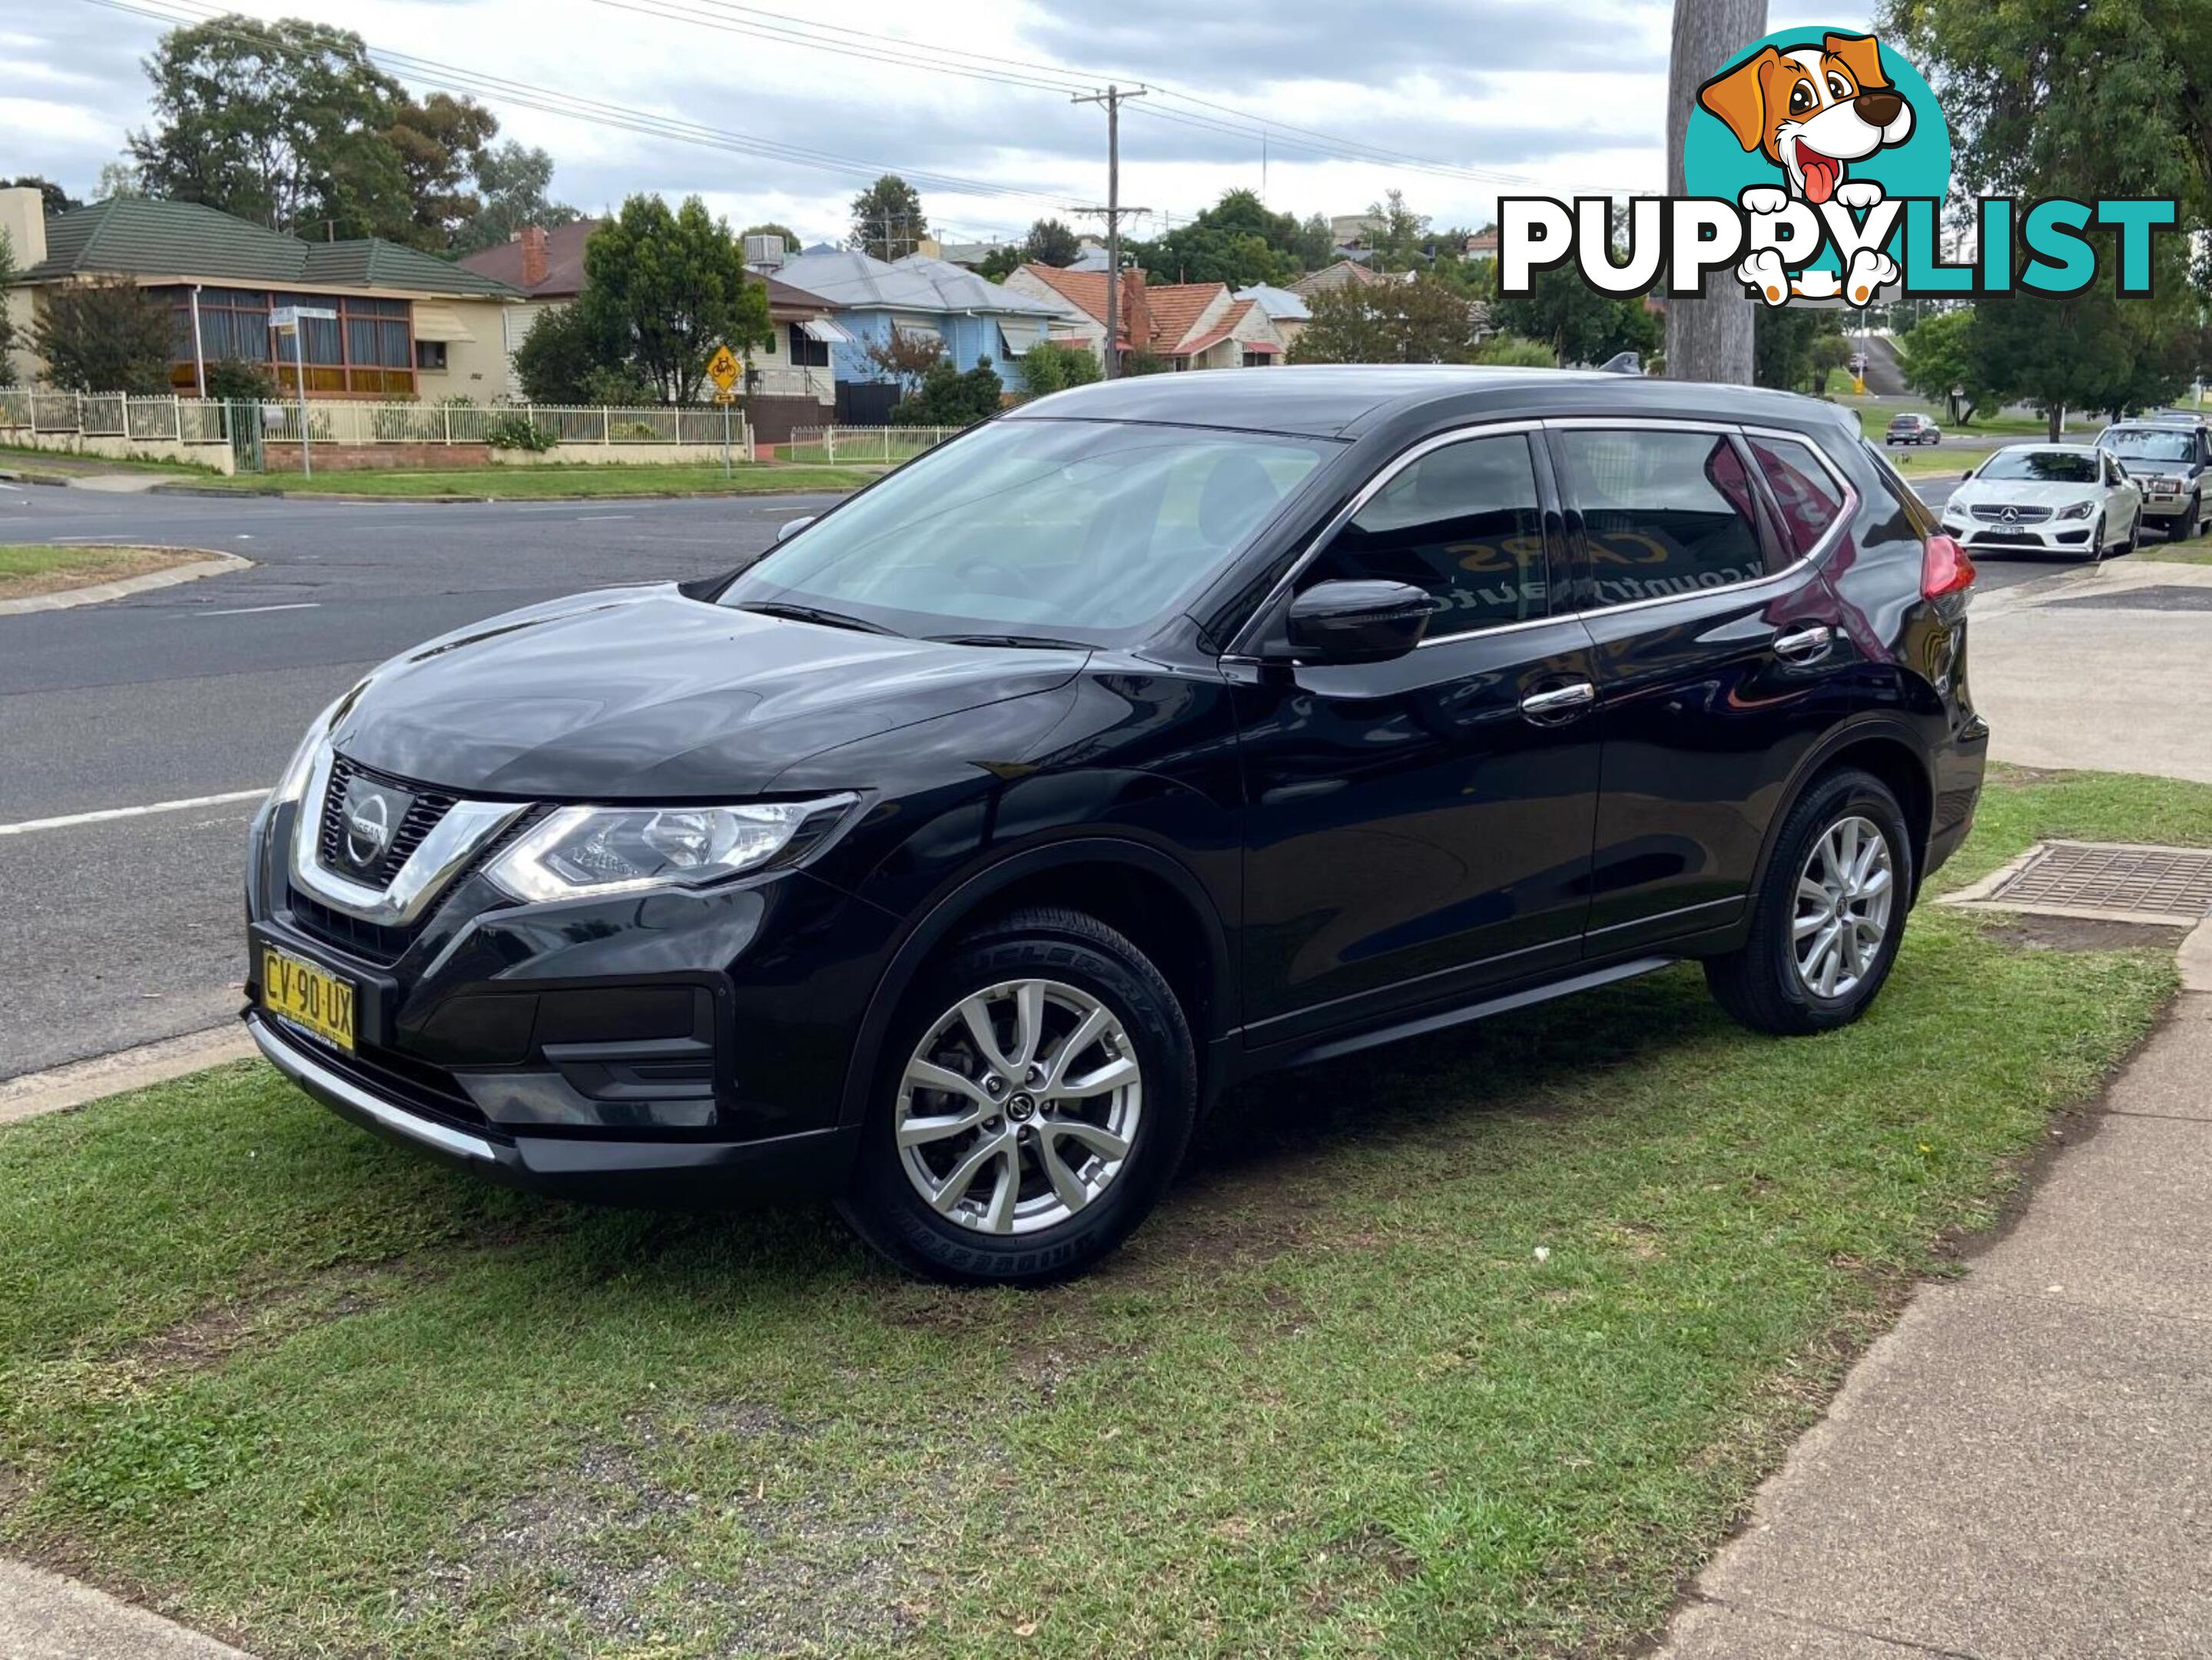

[765,246,1063,393]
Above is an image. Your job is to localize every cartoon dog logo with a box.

[1698,32,1913,305]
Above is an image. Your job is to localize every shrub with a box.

[31,279,175,393]
[485,410,555,451]
[203,357,277,400]
[892,357,1006,427]
[1016,339,1103,399]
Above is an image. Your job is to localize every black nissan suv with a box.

[244,368,1987,1284]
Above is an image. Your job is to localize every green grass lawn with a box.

[0,543,207,600]
[201,464,880,500]
[2,769,2206,1658]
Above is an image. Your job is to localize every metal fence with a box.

[781,425,968,466]
[0,390,754,460]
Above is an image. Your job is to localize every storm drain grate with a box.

[1945,841,2212,926]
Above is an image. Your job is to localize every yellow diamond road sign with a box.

[706,346,741,393]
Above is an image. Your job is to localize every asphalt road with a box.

[0,474,2091,1080]
[0,484,837,1078]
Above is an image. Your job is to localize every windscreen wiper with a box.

[735,601,902,636]
[929,632,1093,651]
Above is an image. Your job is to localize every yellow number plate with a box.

[259,945,357,1052]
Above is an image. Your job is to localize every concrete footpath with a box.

[0,1559,248,1659]
[1662,941,2212,1659]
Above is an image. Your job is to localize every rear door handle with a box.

[1773,624,1833,662]
[1520,681,1597,721]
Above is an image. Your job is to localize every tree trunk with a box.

[2048,405,2064,442]
[1664,0,1766,385]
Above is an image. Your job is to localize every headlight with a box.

[2055,500,2095,520]
[486,795,857,902]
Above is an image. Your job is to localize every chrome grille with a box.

[317,753,456,885]
[1969,504,2053,524]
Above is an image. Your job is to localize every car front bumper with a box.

[1942,517,2102,553]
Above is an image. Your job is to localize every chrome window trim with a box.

[1222,414,1859,663]
[288,742,529,925]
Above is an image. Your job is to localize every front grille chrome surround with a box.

[1969,503,2054,523]
[289,742,528,927]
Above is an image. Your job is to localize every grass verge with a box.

[0,544,212,602]
[1,769,2205,1658]
[193,463,880,500]
[0,443,221,477]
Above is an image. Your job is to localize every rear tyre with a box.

[838,908,1197,1286]
[1704,768,1914,1037]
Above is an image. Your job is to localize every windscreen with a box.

[2098,430,2194,463]
[721,418,1329,640]
[1976,450,2100,483]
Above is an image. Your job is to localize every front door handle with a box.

[1520,681,1597,721]
[1773,624,1833,662]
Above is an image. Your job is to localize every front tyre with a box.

[839,908,1197,1285]
[1704,768,1913,1036]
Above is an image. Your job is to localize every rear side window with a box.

[1306,433,1549,630]
[1748,434,1848,557]
[1557,429,1769,607]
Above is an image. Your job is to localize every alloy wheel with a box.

[894,978,1142,1234]
[1792,815,1895,1000]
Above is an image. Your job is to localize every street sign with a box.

[713,390,736,404]
[706,345,741,395]
[270,305,337,329]
[267,307,337,481]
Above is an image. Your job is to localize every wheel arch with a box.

[837,836,1233,1133]
[1749,718,1936,905]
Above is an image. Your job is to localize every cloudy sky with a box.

[4,0,1872,247]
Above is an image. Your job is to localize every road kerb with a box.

[0,1556,254,1658]
[0,1024,257,1125]
[0,549,252,616]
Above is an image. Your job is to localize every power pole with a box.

[1663,0,1766,384]
[1072,83,1147,378]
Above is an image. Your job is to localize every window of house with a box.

[1557,429,1769,608]
[788,324,831,367]
[415,340,448,371]
[1303,433,1549,631]
[157,287,418,397]
[1746,434,1847,558]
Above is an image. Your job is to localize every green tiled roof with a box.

[14,198,521,299]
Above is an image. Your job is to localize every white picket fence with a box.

[781,426,967,466]
[0,390,753,458]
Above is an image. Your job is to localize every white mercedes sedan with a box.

[1938,444,2142,559]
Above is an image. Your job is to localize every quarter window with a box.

[1747,435,1847,557]
[1305,433,1549,630]
[1558,430,1769,608]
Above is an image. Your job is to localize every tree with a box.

[512,302,606,403]
[1288,275,1481,364]
[740,222,801,254]
[1896,307,1987,422]
[576,194,770,403]
[95,161,144,200]
[1663,0,1766,383]
[1490,265,1660,367]
[1474,334,1557,367]
[453,143,581,255]
[850,174,927,261]
[893,357,1004,426]
[1015,338,1102,398]
[384,92,499,250]
[1020,217,1082,267]
[1292,212,1335,271]
[1890,0,2212,219]
[31,280,176,392]
[1133,189,1305,288]
[863,327,946,391]
[2,176,78,217]
[1363,189,1428,271]
[0,231,17,386]
[128,15,414,240]
[1753,306,1848,393]
[1968,290,2190,439]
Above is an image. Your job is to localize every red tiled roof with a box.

[1015,264,1229,355]
[457,219,598,297]
[1239,338,1282,354]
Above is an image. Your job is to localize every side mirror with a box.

[1960,469,1974,481]
[1282,579,1442,664]
[776,516,814,543]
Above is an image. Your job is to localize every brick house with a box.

[1001,264,1288,370]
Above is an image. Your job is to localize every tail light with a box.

[1922,533,1975,599]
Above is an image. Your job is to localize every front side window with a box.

[1748,434,1848,557]
[1559,429,1771,607]
[1304,433,1548,630]
[720,418,1330,640]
